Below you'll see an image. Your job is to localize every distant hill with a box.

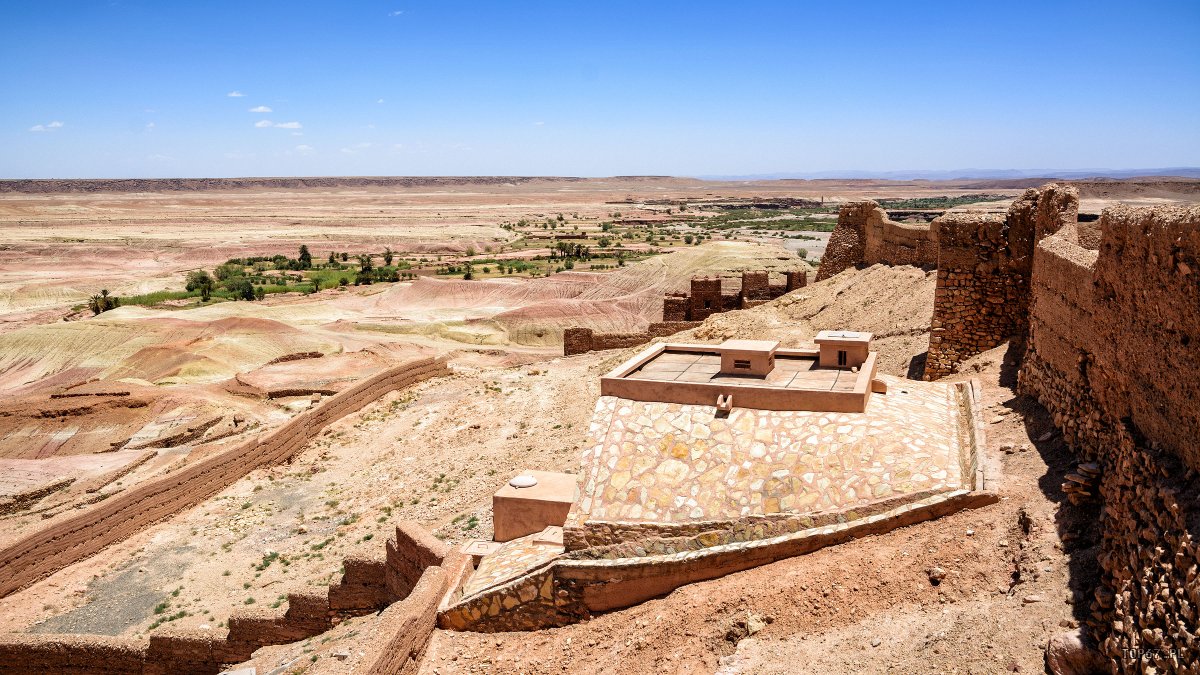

[0,176,588,194]
[698,168,1200,181]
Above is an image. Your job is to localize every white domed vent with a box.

[509,474,538,489]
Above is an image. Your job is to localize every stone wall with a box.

[0,521,465,675]
[1017,203,1200,672]
[815,201,939,281]
[0,357,451,599]
[924,185,1079,380]
[439,489,997,633]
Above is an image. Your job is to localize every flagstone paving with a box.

[461,534,563,598]
[573,374,966,525]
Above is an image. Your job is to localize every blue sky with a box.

[1,1,1198,178]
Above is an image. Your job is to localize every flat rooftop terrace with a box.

[624,350,862,392]
[601,337,880,413]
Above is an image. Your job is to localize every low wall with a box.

[1017,203,1199,672]
[440,489,998,633]
[0,521,462,675]
[0,357,450,599]
[816,201,938,281]
[563,322,700,356]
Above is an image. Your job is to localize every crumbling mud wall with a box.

[0,521,469,675]
[0,357,450,600]
[815,201,939,281]
[563,322,700,356]
[1019,204,1200,672]
[564,270,807,356]
[924,185,1079,380]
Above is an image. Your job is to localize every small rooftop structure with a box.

[491,469,576,542]
[600,336,880,413]
[814,330,872,369]
[717,339,778,376]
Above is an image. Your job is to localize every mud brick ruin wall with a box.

[1016,203,1200,672]
[564,271,808,356]
[815,201,939,281]
[563,322,701,356]
[0,357,450,601]
[924,185,1078,380]
[0,521,468,675]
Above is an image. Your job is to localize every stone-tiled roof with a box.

[572,374,968,527]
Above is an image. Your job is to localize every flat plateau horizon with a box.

[2,166,1199,182]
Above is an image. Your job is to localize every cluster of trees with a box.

[549,241,592,260]
[222,246,314,272]
[88,289,120,315]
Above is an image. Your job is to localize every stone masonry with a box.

[1016,200,1199,673]
[924,185,1079,380]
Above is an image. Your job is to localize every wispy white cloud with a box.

[340,142,373,154]
[29,121,64,132]
[254,120,274,128]
[145,122,156,130]
[389,10,404,16]
[291,131,304,136]
[227,91,245,97]
[294,144,314,153]
[377,98,385,104]
[274,121,302,129]
[534,121,545,126]
[249,105,272,113]
[147,153,173,161]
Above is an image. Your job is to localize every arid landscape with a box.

[0,175,1196,674]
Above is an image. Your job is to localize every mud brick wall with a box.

[740,270,771,300]
[329,553,389,611]
[562,327,594,355]
[387,521,450,600]
[0,357,450,600]
[562,322,700,356]
[662,294,689,322]
[785,269,807,291]
[0,634,145,674]
[924,185,1078,380]
[816,201,938,281]
[1018,204,1200,672]
[1089,205,1200,470]
[688,276,724,321]
[568,268,806,355]
[0,520,462,674]
[1018,233,1107,455]
[815,202,870,281]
